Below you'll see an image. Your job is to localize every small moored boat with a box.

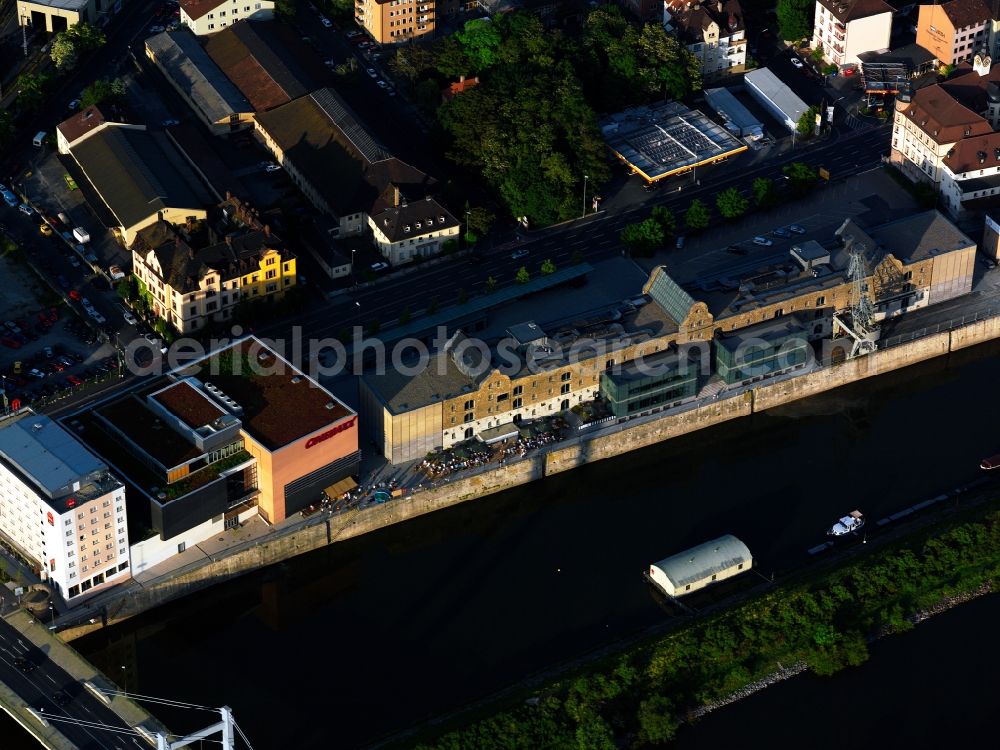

[981,454,1000,470]
[828,510,865,536]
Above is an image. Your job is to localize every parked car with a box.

[511,248,529,260]
[18,204,34,216]
[790,57,804,69]
[66,375,82,387]
[13,361,22,374]
[68,290,82,301]
[39,223,53,236]
[149,24,165,33]
[788,224,806,234]
[752,236,773,246]
[370,261,389,272]
[108,265,125,281]
[264,163,282,173]
[162,118,180,127]
[726,244,748,255]
[4,321,20,334]
[320,16,332,27]
[119,305,137,326]
[68,99,81,110]
[772,227,791,238]
[366,68,378,78]
[67,254,81,268]
[377,80,388,89]
[27,368,45,379]
[676,236,686,250]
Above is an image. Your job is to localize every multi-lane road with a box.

[0,617,144,750]
[264,124,893,345]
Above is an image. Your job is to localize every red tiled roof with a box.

[180,0,226,21]
[944,132,1000,173]
[903,84,993,144]
[939,0,991,29]
[57,105,109,147]
[442,76,479,102]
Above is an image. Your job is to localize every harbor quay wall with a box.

[58,318,1000,641]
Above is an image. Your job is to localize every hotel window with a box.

[513,398,522,409]
[816,296,826,306]
[208,12,214,17]
[463,399,474,410]
[463,412,474,423]
[560,383,570,394]
[513,385,523,395]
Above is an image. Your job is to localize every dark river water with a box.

[6,340,1000,749]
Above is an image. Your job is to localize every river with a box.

[5,340,1000,748]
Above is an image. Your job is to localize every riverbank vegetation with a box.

[416,507,1000,749]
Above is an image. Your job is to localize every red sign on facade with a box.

[304,417,357,449]
[47,512,54,526]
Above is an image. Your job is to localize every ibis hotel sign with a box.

[305,417,357,449]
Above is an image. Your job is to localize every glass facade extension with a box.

[600,351,699,417]
[715,317,810,384]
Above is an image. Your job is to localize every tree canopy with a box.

[580,6,701,111]
[716,187,749,220]
[776,0,814,43]
[437,13,610,227]
[685,199,711,232]
[620,218,665,256]
[81,78,126,108]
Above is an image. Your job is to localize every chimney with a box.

[459,74,465,83]
[225,190,232,201]
[393,185,401,207]
[717,0,722,11]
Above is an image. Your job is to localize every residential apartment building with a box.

[812,0,893,68]
[369,187,460,266]
[362,211,975,463]
[355,0,435,45]
[891,55,1000,215]
[130,195,296,332]
[917,0,991,66]
[0,413,130,602]
[663,0,746,79]
[180,0,274,35]
[68,338,359,573]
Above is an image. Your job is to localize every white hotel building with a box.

[0,413,130,603]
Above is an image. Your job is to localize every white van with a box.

[32,131,47,147]
[72,227,90,244]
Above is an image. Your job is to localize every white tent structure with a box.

[648,534,752,597]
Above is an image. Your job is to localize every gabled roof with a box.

[70,124,211,230]
[57,105,111,149]
[180,0,227,21]
[944,131,1000,172]
[204,21,311,111]
[901,83,993,143]
[817,0,894,23]
[146,29,252,123]
[665,0,744,45]
[370,195,459,243]
[131,217,288,293]
[937,0,991,29]
[253,89,434,217]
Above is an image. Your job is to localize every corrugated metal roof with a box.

[744,67,809,130]
[652,535,752,588]
[704,87,763,137]
[0,414,106,500]
[146,30,252,124]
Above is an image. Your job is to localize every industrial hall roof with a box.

[651,535,752,589]
[146,30,252,124]
[599,100,747,182]
[69,124,212,231]
[204,21,313,111]
[254,89,434,217]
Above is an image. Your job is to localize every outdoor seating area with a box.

[418,417,568,479]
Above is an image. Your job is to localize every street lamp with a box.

[581,175,588,219]
[121,665,127,694]
[351,248,356,287]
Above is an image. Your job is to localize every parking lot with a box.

[0,251,123,412]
